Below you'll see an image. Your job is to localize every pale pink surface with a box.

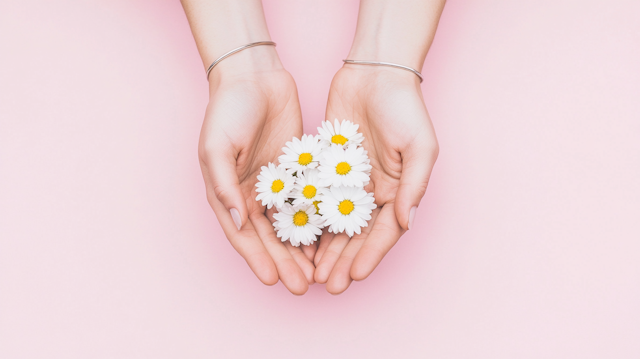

[1,0,639,357]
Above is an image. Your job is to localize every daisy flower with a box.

[291,169,325,206]
[317,144,372,187]
[255,163,294,209]
[318,186,377,237]
[273,203,323,246]
[317,119,364,148]
[278,134,323,174]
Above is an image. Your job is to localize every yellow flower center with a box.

[302,185,317,199]
[331,134,348,146]
[338,200,354,215]
[298,153,313,166]
[313,200,321,214]
[336,162,351,175]
[271,179,284,193]
[293,210,309,226]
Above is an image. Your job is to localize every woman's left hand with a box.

[314,65,439,294]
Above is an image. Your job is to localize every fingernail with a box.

[230,208,241,230]
[408,206,417,230]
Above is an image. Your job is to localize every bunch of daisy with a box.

[255,119,377,247]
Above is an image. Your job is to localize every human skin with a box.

[181,0,445,296]
[314,0,445,294]
[181,0,317,295]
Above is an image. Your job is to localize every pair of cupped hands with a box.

[199,52,439,295]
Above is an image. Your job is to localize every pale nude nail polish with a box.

[230,208,241,230]
[408,206,417,230]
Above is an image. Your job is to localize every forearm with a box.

[349,0,446,71]
[181,0,281,78]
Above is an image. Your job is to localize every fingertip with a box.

[281,269,309,295]
[408,206,417,230]
[214,187,249,230]
[395,188,423,231]
[230,208,242,230]
[250,258,279,286]
[289,281,309,296]
[260,272,279,287]
[283,243,316,285]
[350,254,375,282]
[326,269,352,295]
[314,233,349,283]
[277,259,310,295]
[314,263,331,284]
[326,284,347,296]
[350,265,371,282]
[395,141,436,230]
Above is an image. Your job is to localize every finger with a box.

[314,233,350,284]
[301,241,318,262]
[208,193,278,286]
[266,206,278,223]
[314,229,335,266]
[395,135,439,230]
[270,205,316,282]
[270,206,316,279]
[325,208,380,294]
[351,203,404,281]
[250,211,309,295]
[285,242,316,285]
[200,142,248,232]
[325,240,360,295]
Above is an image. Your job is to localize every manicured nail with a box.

[230,208,241,230]
[408,206,417,230]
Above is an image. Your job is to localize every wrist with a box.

[346,0,444,72]
[347,41,427,73]
[208,45,284,87]
[332,65,423,97]
[339,61,422,88]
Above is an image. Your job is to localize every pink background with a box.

[1,0,639,357]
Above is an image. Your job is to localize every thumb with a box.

[200,143,248,232]
[395,140,439,231]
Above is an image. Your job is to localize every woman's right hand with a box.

[199,50,315,295]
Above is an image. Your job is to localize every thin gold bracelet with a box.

[206,41,277,80]
[342,59,423,83]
